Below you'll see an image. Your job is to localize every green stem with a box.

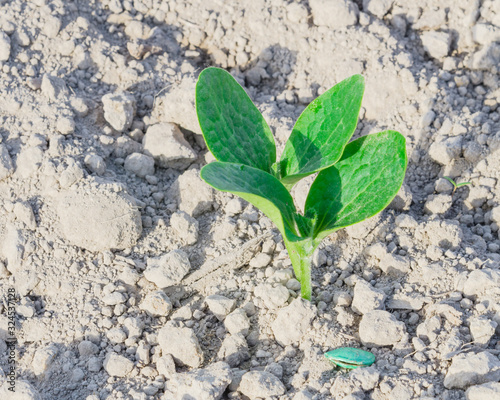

[284,238,319,301]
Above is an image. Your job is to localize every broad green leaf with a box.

[305,130,407,240]
[279,75,365,187]
[200,162,299,239]
[196,67,276,173]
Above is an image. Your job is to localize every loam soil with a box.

[0,0,500,399]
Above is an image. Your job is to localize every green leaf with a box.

[456,181,471,187]
[279,74,365,186]
[196,67,276,173]
[305,130,407,240]
[200,162,299,239]
[443,176,457,188]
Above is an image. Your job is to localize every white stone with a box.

[472,23,500,45]
[469,317,497,347]
[466,382,500,400]
[13,202,36,230]
[470,43,500,70]
[424,194,452,214]
[170,211,199,245]
[156,354,176,378]
[309,0,359,29]
[124,152,155,177]
[254,283,289,309]
[239,371,286,398]
[428,136,463,165]
[271,298,316,346]
[144,249,191,288]
[217,333,249,367]
[107,328,127,344]
[32,345,58,376]
[421,31,451,60]
[363,0,393,18]
[43,15,62,38]
[359,310,405,347]
[84,154,106,175]
[249,253,272,268]
[142,123,197,170]
[56,116,75,135]
[158,323,204,368]
[102,291,127,306]
[103,353,134,377]
[41,74,68,101]
[351,280,386,315]
[124,20,151,40]
[78,341,99,357]
[0,144,14,180]
[463,269,500,298]
[0,31,11,61]
[388,183,412,211]
[444,352,500,389]
[224,308,251,336]
[205,294,236,321]
[139,290,173,317]
[102,92,136,132]
[379,253,410,276]
[56,186,142,251]
[170,169,214,217]
[162,362,232,400]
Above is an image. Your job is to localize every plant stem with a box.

[284,238,319,301]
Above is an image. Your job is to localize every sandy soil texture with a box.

[0,0,500,399]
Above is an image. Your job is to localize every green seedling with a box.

[196,67,407,300]
[443,176,471,195]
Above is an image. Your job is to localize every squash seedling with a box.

[443,176,471,195]
[196,67,407,300]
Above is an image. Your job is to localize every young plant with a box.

[443,176,471,195]
[195,67,407,300]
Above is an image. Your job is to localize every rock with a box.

[84,154,106,175]
[124,20,151,40]
[170,169,214,217]
[428,136,462,165]
[472,23,500,46]
[293,389,315,400]
[103,353,134,377]
[124,152,155,177]
[469,317,497,347]
[386,294,424,311]
[32,345,58,376]
[217,333,249,367]
[102,92,136,132]
[56,116,75,135]
[78,341,99,358]
[254,283,289,308]
[363,0,393,18]
[170,211,199,245]
[205,295,236,321]
[466,382,500,400]
[359,310,405,347]
[424,194,452,214]
[43,15,62,38]
[102,291,126,306]
[249,253,272,269]
[0,31,11,61]
[41,74,68,101]
[435,178,454,193]
[470,42,500,70]
[379,253,410,276]
[444,352,500,389]
[139,290,173,317]
[156,354,176,378]
[162,362,232,400]
[0,380,42,400]
[142,123,197,170]
[421,31,451,60]
[309,0,359,29]
[350,366,380,390]
[271,298,316,346]
[144,250,191,288]
[388,183,412,211]
[13,202,36,230]
[158,323,204,368]
[0,144,14,180]
[463,269,500,298]
[56,186,142,252]
[351,280,386,315]
[239,370,286,398]
[224,308,251,336]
